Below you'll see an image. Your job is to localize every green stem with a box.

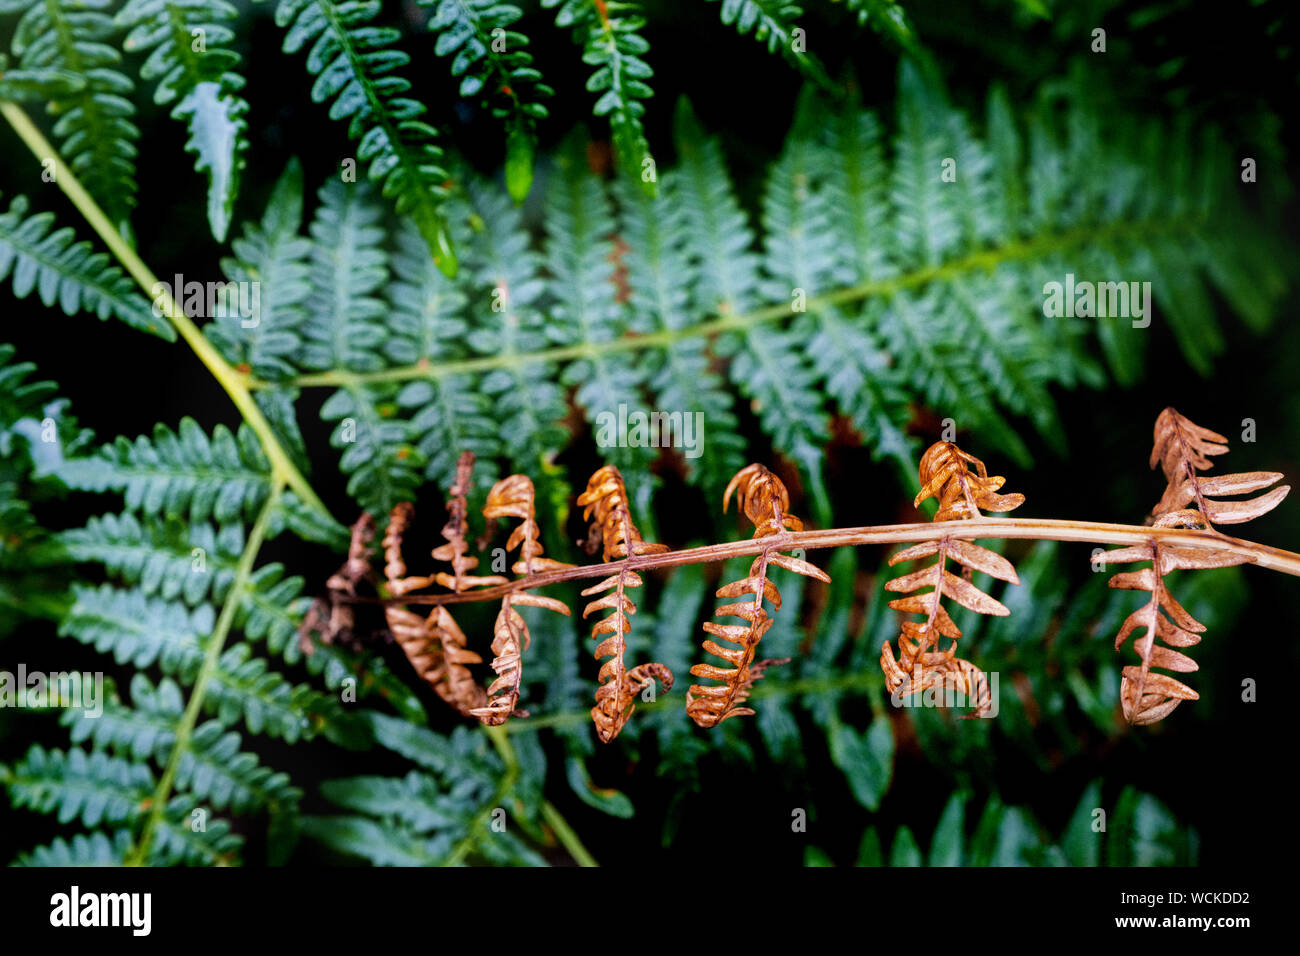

[125,481,283,866]
[270,217,1191,390]
[0,100,332,523]
[542,800,598,867]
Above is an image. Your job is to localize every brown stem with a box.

[343,517,1300,607]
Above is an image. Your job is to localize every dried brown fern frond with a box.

[483,474,573,575]
[1149,408,1290,525]
[914,441,1026,521]
[299,513,376,654]
[470,473,572,725]
[381,502,488,716]
[686,464,829,729]
[880,442,1023,719]
[431,451,507,592]
[1099,410,1290,725]
[576,465,674,742]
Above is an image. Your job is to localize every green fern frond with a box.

[840,0,922,56]
[545,142,653,498]
[420,0,553,201]
[387,219,500,494]
[61,675,301,813]
[55,418,272,524]
[15,829,135,866]
[459,178,570,486]
[305,715,546,865]
[8,745,154,828]
[207,161,312,381]
[0,0,140,232]
[0,194,174,339]
[116,0,251,241]
[710,0,834,89]
[269,0,457,274]
[674,101,830,516]
[542,0,656,194]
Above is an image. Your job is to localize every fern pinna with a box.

[880,442,1025,718]
[687,464,828,727]
[1095,410,1289,725]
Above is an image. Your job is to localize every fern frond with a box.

[546,144,653,495]
[687,463,828,727]
[1149,407,1289,524]
[0,195,173,339]
[542,0,655,192]
[62,675,301,813]
[709,0,833,89]
[116,0,251,241]
[207,161,312,381]
[612,175,745,496]
[55,418,272,524]
[385,219,500,493]
[880,441,1024,718]
[471,473,572,724]
[9,745,153,827]
[15,830,134,867]
[575,465,672,742]
[459,177,571,486]
[1097,409,1289,724]
[765,96,917,483]
[269,0,456,274]
[420,0,552,200]
[0,0,140,231]
[674,103,829,513]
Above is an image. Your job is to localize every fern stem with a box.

[541,800,598,867]
[125,481,283,866]
[354,517,1300,612]
[0,100,332,523]
[270,217,1195,390]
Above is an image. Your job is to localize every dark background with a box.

[1,0,1297,866]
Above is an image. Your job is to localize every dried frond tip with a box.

[1149,408,1289,525]
[914,441,1025,521]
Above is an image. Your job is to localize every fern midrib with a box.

[126,480,282,866]
[274,214,1202,390]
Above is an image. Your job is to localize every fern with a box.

[710,0,834,89]
[0,0,140,233]
[542,0,655,193]
[304,713,547,865]
[116,0,251,241]
[809,783,1198,867]
[268,0,457,274]
[420,0,552,201]
[0,194,173,339]
[56,417,274,524]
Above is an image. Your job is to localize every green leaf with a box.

[828,716,894,811]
